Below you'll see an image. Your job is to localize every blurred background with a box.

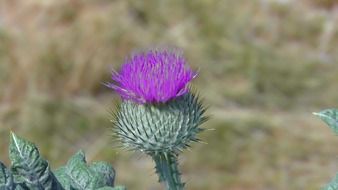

[1,0,338,189]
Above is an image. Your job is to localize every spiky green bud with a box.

[113,92,207,155]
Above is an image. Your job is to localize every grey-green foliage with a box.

[314,109,338,134]
[54,151,115,190]
[113,92,207,154]
[0,161,13,189]
[323,173,338,190]
[0,132,125,190]
[314,109,338,190]
[9,132,62,190]
[152,152,184,190]
[97,187,126,190]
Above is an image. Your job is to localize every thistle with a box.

[0,132,125,190]
[314,109,338,190]
[108,49,208,190]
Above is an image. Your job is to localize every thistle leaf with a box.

[322,173,338,190]
[9,132,62,190]
[314,109,338,134]
[53,167,71,190]
[89,162,115,187]
[96,187,115,190]
[97,186,126,190]
[112,187,127,190]
[54,151,116,190]
[0,161,14,189]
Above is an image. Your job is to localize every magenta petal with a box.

[107,49,196,104]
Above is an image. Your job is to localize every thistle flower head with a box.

[107,49,196,104]
[113,93,207,154]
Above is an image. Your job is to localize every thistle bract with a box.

[113,92,207,154]
[107,49,196,104]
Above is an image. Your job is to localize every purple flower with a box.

[107,49,196,104]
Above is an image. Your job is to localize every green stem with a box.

[151,152,184,190]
